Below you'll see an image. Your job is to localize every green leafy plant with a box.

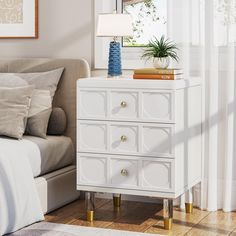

[123,0,165,47]
[142,36,179,61]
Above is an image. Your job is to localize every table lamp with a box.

[97,12,133,78]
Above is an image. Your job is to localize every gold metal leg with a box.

[87,210,94,222]
[163,199,173,230]
[164,218,173,230]
[185,203,193,214]
[113,194,121,208]
[185,188,193,214]
[85,192,95,221]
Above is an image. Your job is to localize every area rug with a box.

[9,222,161,236]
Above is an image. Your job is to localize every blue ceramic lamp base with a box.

[108,41,122,77]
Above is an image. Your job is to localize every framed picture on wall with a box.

[0,0,38,38]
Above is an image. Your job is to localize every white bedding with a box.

[0,138,44,236]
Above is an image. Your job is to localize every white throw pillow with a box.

[25,90,52,138]
[0,86,34,139]
[0,68,64,98]
[28,90,52,117]
[0,74,28,87]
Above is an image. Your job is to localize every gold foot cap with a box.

[164,218,173,230]
[185,203,193,214]
[87,210,94,222]
[113,196,121,208]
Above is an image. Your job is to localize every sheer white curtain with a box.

[169,0,236,211]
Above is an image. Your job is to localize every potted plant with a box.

[142,36,179,69]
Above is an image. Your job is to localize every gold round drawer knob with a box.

[120,101,127,108]
[120,135,127,142]
[121,169,128,176]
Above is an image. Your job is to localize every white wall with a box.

[0,0,93,66]
[0,0,134,76]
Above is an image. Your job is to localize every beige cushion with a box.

[0,69,64,139]
[0,86,33,139]
[26,109,52,139]
[47,107,67,135]
[28,90,52,117]
[26,90,52,138]
[0,68,64,98]
[13,68,64,97]
[0,74,28,87]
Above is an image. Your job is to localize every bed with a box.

[0,58,90,214]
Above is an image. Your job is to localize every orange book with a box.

[133,74,183,80]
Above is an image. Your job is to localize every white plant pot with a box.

[153,57,170,69]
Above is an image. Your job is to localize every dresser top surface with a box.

[77,77,201,90]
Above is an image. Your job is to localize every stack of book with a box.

[133,68,183,80]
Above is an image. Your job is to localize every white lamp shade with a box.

[97,13,133,37]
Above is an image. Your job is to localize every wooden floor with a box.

[45,199,236,235]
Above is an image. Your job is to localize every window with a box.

[214,0,236,46]
[122,0,167,47]
[94,0,168,69]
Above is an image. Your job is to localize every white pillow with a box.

[25,89,52,138]
[0,75,28,87]
[0,75,52,118]
[0,68,64,98]
[0,68,64,138]
[28,90,52,117]
[0,86,33,139]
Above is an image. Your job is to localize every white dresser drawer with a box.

[77,153,175,192]
[77,121,174,157]
[110,124,139,153]
[140,158,174,191]
[111,90,139,120]
[78,88,174,123]
[78,89,107,119]
[110,158,139,188]
[141,91,174,122]
[77,154,107,186]
[77,122,107,153]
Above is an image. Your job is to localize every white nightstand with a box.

[76,77,202,230]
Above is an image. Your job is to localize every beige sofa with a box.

[0,58,90,214]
